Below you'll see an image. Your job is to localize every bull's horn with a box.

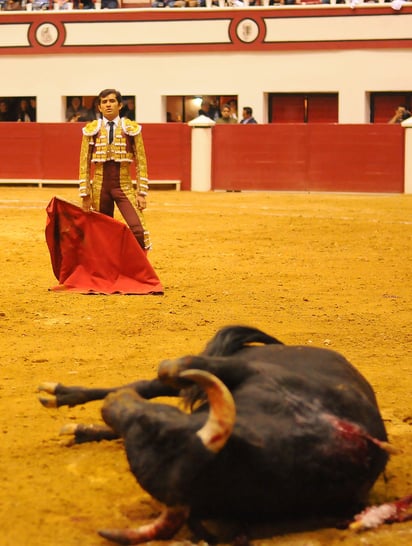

[179,369,236,453]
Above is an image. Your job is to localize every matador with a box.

[78,89,151,250]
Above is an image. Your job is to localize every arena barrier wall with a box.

[0,123,405,193]
[212,124,405,193]
[0,122,192,190]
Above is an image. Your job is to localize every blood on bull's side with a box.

[38,326,411,544]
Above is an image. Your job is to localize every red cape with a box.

[45,197,163,295]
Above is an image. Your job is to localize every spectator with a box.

[29,98,37,121]
[4,0,23,9]
[228,99,238,121]
[197,98,220,121]
[240,106,257,124]
[66,96,88,122]
[0,99,12,122]
[388,105,411,124]
[16,98,35,122]
[121,97,136,121]
[57,0,74,8]
[215,104,237,124]
[86,97,101,121]
[198,100,214,120]
[31,0,50,9]
[152,0,185,6]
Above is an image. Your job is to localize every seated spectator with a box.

[240,106,257,124]
[29,98,37,120]
[216,104,237,124]
[198,100,214,120]
[16,98,35,122]
[66,96,88,122]
[57,0,73,8]
[86,97,101,121]
[388,105,412,124]
[198,99,220,120]
[0,99,13,122]
[4,0,23,8]
[32,0,50,9]
[152,0,185,6]
[121,97,136,120]
[228,99,238,121]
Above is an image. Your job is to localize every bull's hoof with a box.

[60,423,120,444]
[38,382,59,408]
[38,397,57,408]
[60,423,78,435]
[38,381,58,393]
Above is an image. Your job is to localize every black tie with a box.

[108,121,114,144]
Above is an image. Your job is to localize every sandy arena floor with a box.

[0,186,411,546]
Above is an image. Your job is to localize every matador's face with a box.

[98,93,122,121]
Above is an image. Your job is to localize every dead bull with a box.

[39,326,402,544]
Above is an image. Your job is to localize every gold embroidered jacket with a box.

[78,118,149,198]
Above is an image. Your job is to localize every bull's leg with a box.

[98,505,190,545]
[38,379,180,409]
[38,382,116,408]
[60,423,119,445]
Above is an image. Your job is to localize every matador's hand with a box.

[137,195,147,210]
[82,195,92,212]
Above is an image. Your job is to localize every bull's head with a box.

[98,368,236,545]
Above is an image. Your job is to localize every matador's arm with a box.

[78,120,100,198]
[122,118,149,197]
[133,130,149,197]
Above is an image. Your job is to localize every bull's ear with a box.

[179,369,236,453]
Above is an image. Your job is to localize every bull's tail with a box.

[201,325,283,357]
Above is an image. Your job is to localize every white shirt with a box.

[103,116,120,130]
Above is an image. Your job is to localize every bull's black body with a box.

[40,326,389,529]
[103,334,388,520]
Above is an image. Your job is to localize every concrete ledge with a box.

[0,179,78,188]
[148,180,181,191]
[0,179,181,190]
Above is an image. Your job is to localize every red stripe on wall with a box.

[2,8,412,55]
